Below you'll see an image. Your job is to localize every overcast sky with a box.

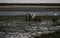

[0,0,60,3]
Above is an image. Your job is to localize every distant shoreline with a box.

[0,3,60,6]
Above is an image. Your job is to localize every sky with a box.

[0,0,60,3]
